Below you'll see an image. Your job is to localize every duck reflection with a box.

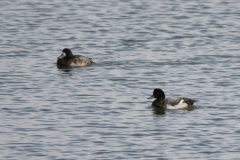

[57,65,74,70]
[152,105,196,115]
[152,107,166,115]
[57,65,74,77]
[57,67,73,75]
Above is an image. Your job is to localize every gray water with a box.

[1,0,240,159]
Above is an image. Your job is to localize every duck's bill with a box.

[58,52,65,59]
[147,95,154,99]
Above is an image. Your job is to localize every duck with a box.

[147,88,197,109]
[57,48,93,67]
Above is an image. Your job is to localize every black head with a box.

[62,48,74,58]
[147,88,166,108]
[152,88,165,101]
[58,48,74,59]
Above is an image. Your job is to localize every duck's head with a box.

[147,88,165,101]
[58,48,74,59]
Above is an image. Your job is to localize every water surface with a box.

[1,0,240,159]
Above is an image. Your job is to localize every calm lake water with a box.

[1,0,240,159]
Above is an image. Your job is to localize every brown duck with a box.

[57,48,93,67]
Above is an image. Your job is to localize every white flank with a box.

[69,56,91,67]
[166,99,188,109]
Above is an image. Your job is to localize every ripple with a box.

[1,0,240,159]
